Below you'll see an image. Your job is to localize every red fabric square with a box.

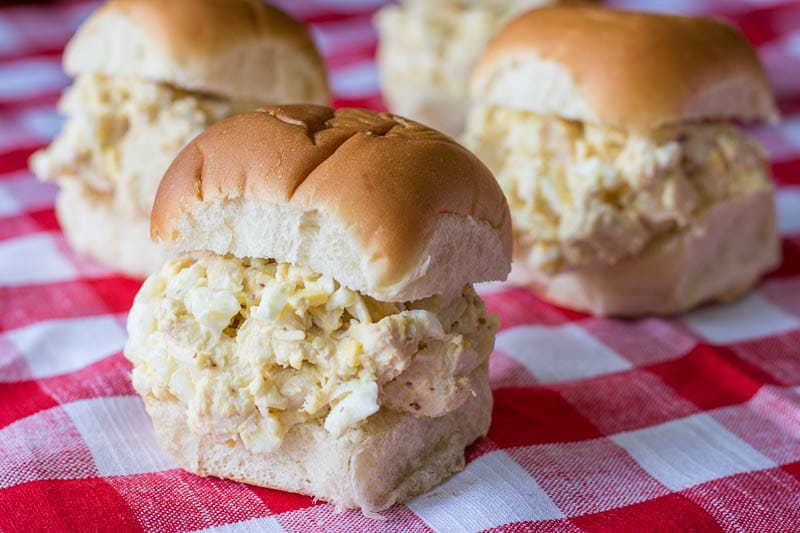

[486,519,583,532]
[767,239,800,279]
[0,213,41,242]
[0,379,57,429]
[248,485,317,515]
[0,280,119,334]
[0,478,139,532]
[109,469,271,531]
[570,493,724,533]
[0,147,37,175]
[728,3,798,46]
[684,467,800,531]
[782,461,800,482]
[647,344,770,410]
[556,370,698,434]
[772,155,800,187]
[88,276,142,315]
[489,387,602,448]
[25,208,60,233]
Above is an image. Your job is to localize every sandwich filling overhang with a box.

[464,104,772,274]
[31,73,257,217]
[125,252,497,453]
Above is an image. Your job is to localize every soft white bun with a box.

[56,185,166,278]
[64,0,329,104]
[152,105,512,302]
[143,364,491,515]
[471,6,779,129]
[510,190,780,316]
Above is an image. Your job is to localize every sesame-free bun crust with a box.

[56,185,166,278]
[152,105,512,302]
[511,190,780,316]
[471,6,778,129]
[64,0,329,104]
[143,364,492,515]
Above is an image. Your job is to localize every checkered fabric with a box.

[1,0,800,531]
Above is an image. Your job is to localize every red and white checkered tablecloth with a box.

[1,0,800,531]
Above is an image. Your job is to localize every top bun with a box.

[151,105,512,302]
[64,0,329,104]
[470,6,778,129]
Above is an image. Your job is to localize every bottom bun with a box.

[143,364,492,516]
[510,190,780,317]
[56,185,165,278]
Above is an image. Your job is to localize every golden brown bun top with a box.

[472,6,778,128]
[64,0,329,104]
[152,105,512,300]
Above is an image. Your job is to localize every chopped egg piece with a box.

[185,287,240,339]
[324,382,380,437]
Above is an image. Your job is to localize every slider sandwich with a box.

[375,0,592,137]
[31,0,329,277]
[124,105,512,514]
[464,6,780,316]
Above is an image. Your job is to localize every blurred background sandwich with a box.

[30,0,330,278]
[374,0,594,137]
[124,105,512,514]
[464,5,780,316]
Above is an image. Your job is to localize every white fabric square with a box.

[787,31,800,61]
[2,170,58,212]
[63,396,177,476]
[0,184,18,216]
[0,59,68,100]
[682,293,800,344]
[5,314,127,381]
[330,61,378,98]
[407,451,564,533]
[0,234,77,285]
[712,387,800,465]
[20,108,64,141]
[611,413,775,491]
[191,517,285,533]
[474,281,509,296]
[495,323,632,383]
[0,17,18,53]
[776,187,800,235]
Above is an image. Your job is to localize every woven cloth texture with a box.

[1,0,799,531]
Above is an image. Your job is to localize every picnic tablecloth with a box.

[2,0,800,531]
